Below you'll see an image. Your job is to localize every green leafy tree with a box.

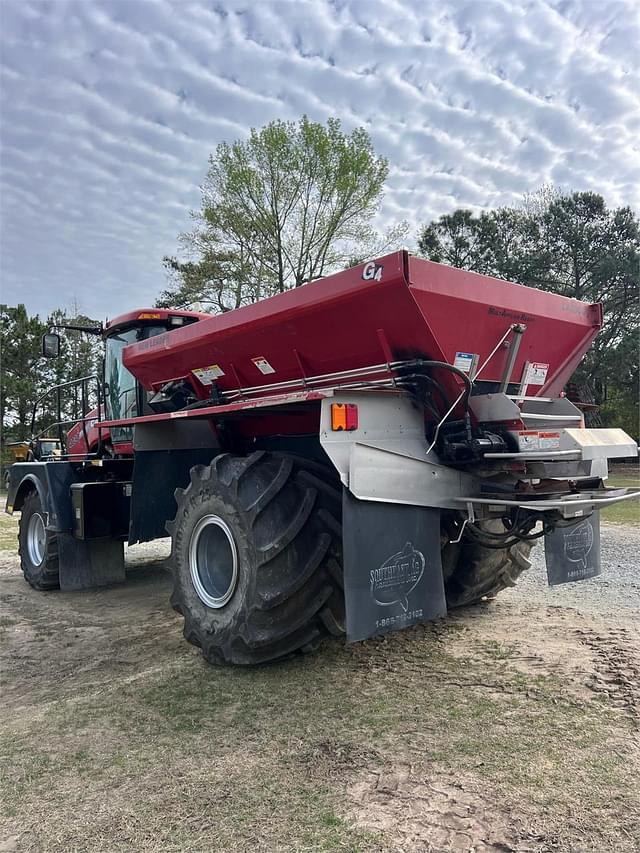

[160,116,391,310]
[1,304,102,474]
[0,304,47,442]
[157,250,258,312]
[417,206,545,283]
[598,331,639,440]
[418,209,495,272]
[525,193,639,388]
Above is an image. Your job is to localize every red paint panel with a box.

[406,257,601,396]
[122,252,602,405]
[66,407,106,457]
[124,252,414,395]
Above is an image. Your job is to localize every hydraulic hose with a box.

[461,509,591,549]
[397,373,451,415]
[397,359,473,413]
[396,359,474,456]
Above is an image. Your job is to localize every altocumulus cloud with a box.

[1,0,638,318]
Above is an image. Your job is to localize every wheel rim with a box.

[189,515,238,608]
[27,512,46,567]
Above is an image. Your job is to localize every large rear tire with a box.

[443,519,532,608]
[18,491,60,590]
[168,451,344,665]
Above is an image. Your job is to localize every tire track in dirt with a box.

[340,599,640,853]
[347,762,541,853]
[576,625,640,726]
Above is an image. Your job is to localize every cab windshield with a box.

[104,325,166,430]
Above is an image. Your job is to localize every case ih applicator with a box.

[7,252,639,664]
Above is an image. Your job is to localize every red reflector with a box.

[331,403,358,431]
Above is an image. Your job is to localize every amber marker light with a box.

[331,403,358,431]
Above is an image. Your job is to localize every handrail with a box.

[31,413,100,442]
[30,373,103,457]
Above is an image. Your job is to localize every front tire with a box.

[18,491,60,590]
[168,452,344,665]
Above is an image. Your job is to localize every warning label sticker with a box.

[252,356,276,375]
[517,431,541,451]
[539,431,561,450]
[453,352,477,374]
[525,362,549,386]
[517,430,561,451]
[192,364,225,385]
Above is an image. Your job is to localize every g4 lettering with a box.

[362,261,383,282]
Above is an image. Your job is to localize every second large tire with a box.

[168,451,344,665]
[443,519,533,608]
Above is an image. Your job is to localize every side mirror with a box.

[42,333,61,358]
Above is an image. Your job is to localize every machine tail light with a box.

[331,403,358,431]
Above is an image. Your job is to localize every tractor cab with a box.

[103,310,205,446]
[40,308,207,457]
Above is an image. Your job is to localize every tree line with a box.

[1,116,637,448]
[1,304,101,447]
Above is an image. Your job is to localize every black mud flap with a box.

[342,491,446,643]
[544,512,601,586]
[58,533,126,591]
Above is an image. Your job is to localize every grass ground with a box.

[1,587,638,852]
[601,474,640,525]
[0,474,638,851]
[0,504,17,550]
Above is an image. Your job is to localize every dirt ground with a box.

[1,518,639,852]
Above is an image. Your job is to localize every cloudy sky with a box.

[1,0,638,320]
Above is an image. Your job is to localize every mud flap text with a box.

[544,512,601,586]
[342,492,446,642]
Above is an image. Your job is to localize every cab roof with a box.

[105,308,209,332]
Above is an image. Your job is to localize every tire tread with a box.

[169,452,344,665]
[18,491,60,591]
[444,520,532,608]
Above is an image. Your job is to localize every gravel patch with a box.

[507,523,640,616]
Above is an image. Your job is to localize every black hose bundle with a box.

[460,509,592,549]
[395,359,472,417]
